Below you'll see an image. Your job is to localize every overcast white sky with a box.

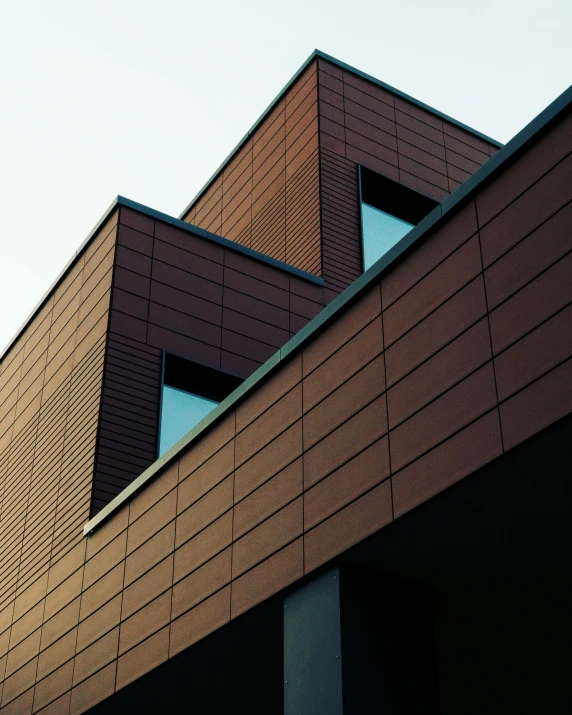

[0,0,570,354]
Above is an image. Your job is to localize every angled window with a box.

[360,167,438,271]
[158,354,242,456]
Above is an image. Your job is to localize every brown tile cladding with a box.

[92,205,328,515]
[181,58,497,298]
[0,64,569,715]
[183,63,322,279]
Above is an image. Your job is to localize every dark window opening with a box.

[158,353,242,457]
[360,167,439,271]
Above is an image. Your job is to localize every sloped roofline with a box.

[83,81,572,536]
[0,197,323,364]
[177,48,504,220]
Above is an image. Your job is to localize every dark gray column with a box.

[284,565,440,715]
[283,567,343,715]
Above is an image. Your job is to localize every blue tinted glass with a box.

[361,202,414,271]
[159,385,218,456]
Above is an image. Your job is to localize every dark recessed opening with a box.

[360,167,439,225]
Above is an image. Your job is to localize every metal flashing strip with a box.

[178,48,504,220]
[83,83,572,536]
[0,196,323,364]
[118,197,323,285]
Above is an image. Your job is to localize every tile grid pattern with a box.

[182,63,322,279]
[180,58,498,297]
[92,207,327,513]
[316,58,499,293]
[0,212,118,712]
[0,109,569,714]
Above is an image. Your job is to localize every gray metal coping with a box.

[177,48,504,221]
[83,82,572,536]
[0,196,323,364]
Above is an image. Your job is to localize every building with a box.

[0,50,570,714]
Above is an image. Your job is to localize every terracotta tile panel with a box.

[178,415,235,482]
[120,554,173,621]
[5,628,41,678]
[484,201,572,310]
[236,353,301,433]
[393,409,503,519]
[304,317,383,412]
[120,206,154,236]
[9,601,44,649]
[40,598,80,652]
[476,113,572,226]
[387,318,492,428]
[479,152,572,267]
[146,325,220,371]
[83,531,127,591]
[304,393,388,488]
[173,511,232,584]
[12,574,48,623]
[304,436,390,530]
[177,441,234,516]
[233,459,303,540]
[390,363,498,472]
[495,305,572,402]
[232,497,302,577]
[381,201,478,309]
[234,420,302,502]
[73,628,119,687]
[126,490,176,556]
[115,626,169,692]
[489,252,572,354]
[44,569,84,623]
[231,539,303,618]
[500,358,572,451]
[116,224,153,256]
[385,276,487,387]
[118,591,171,656]
[398,139,447,175]
[304,354,386,449]
[69,661,116,715]
[1,658,37,706]
[175,476,233,549]
[383,236,482,347]
[76,595,121,654]
[171,548,231,619]
[236,385,301,466]
[128,464,178,524]
[33,659,74,712]
[36,628,76,681]
[36,690,70,715]
[169,586,230,658]
[344,143,399,183]
[398,170,448,202]
[395,109,443,145]
[304,480,392,573]
[78,561,124,623]
[124,522,175,588]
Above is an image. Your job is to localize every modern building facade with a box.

[0,50,570,714]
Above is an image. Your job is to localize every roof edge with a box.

[178,48,504,220]
[0,196,323,364]
[84,81,572,537]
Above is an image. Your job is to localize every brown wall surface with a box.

[0,102,568,714]
[0,211,117,708]
[92,207,327,513]
[181,57,499,295]
[182,62,322,280]
[316,57,499,292]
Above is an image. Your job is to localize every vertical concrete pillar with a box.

[284,565,440,714]
[283,567,343,715]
